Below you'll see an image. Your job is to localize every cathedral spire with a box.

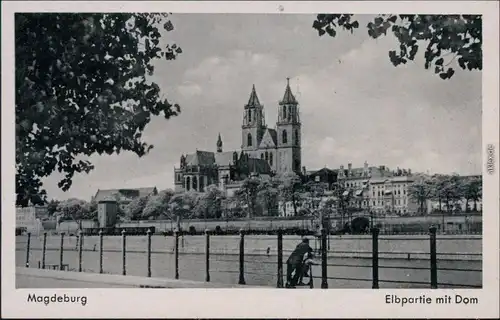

[280,77,297,105]
[246,84,261,107]
[216,133,223,153]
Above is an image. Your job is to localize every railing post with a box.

[98,230,104,274]
[320,227,328,289]
[174,229,179,279]
[429,226,438,289]
[41,232,47,269]
[25,232,31,268]
[59,232,65,270]
[121,229,126,276]
[309,264,314,289]
[238,228,246,285]
[205,229,210,282]
[147,228,152,278]
[371,227,380,289]
[78,230,83,272]
[276,229,283,288]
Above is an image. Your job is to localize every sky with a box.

[42,14,482,201]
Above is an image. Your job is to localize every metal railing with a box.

[20,227,482,289]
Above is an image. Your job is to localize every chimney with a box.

[364,161,368,170]
[348,163,352,171]
[302,166,307,176]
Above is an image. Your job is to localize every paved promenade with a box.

[16,267,260,289]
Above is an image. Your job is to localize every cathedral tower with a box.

[241,85,266,155]
[216,133,223,153]
[276,78,301,174]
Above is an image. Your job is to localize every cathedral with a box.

[174,78,302,193]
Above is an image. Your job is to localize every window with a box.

[283,106,287,119]
[192,176,198,191]
[248,109,252,123]
[265,151,269,161]
[295,130,299,144]
[282,130,287,144]
[261,153,264,159]
[315,176,320,182]
[247,133,252,147]
[176,174,181,182]
[199,177,204,192]
[288,106,292,120]
[270,153,273,166]
[186,177,191,191]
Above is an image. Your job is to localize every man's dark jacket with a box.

[287,242,313,265]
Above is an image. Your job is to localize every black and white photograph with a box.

[2,1,499,319]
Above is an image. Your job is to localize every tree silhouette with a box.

[235,176,261,218]
[312,14,481,79]
[16,13,182,205]
[408,178,434,215]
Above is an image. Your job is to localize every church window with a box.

[192,176,198,191]
[186,177,191,191]
[283,106,287,120]
[270,153,273,165]
[295,130,299,144]
[261,153,264,159]
[265,151,269,161]
[288,106,292,120]
[248,109,252,123]
[247,133,252,147]
[282,130,287,144]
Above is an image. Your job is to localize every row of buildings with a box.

[77,79,480,218]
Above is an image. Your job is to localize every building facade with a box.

[16,205,48,234]
[93,187,158,211]
[337,162,417,214]
[174,79,302,193]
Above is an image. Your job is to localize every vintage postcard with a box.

[2,0,499,318]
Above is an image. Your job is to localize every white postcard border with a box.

[2,1,499,318]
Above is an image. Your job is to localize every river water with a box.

[16,235,482,288]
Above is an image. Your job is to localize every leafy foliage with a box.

[256,180,279,216]
[16,13,182,206]
[56,198,95,224]
[46,199,60,216]
[276,172,303,216]
[462,176,482,212]
[142,189,175,220]
[193,185,226,219]
[312,14,482,79]
[124,195,149,221]
[408,178,434,214]
[167,191,198,229]
[235,176,261,218]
